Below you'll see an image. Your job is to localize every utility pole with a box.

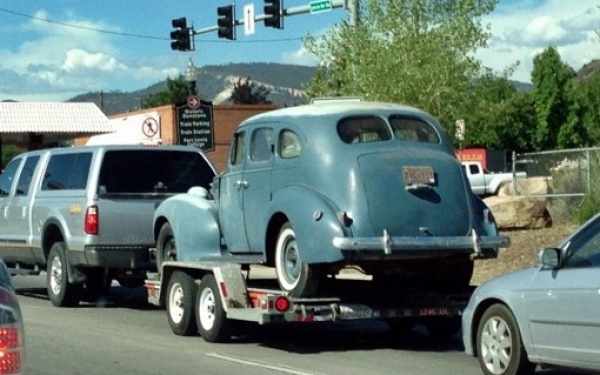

[348,0,359,26]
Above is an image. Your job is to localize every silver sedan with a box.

[462,214,600,375]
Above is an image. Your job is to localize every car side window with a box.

[338,116,392,144]
[563,219,600,268]
[230,131,246,166]
[250,128,273,162]
[279,130,301,159]
[0,158,22,197]
[389,115,440,144]
[15,156,40,196]
[42,153,92,191]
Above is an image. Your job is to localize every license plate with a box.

[403,166,435,185]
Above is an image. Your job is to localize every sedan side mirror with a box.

[539,247,561,269]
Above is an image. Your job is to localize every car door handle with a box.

[234,180,248,189]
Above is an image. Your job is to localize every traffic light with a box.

[264,0,283,29]
[217,5,235,40]
[170,17,191,51]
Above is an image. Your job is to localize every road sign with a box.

[309,0,332,13]
[244,4,255,35]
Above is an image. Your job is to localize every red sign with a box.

[456,148,487,169]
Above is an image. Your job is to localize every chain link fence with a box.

[513,147,600,223]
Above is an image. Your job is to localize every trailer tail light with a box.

[274,296,290,312]
[84,206,99,235]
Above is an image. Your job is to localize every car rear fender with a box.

[154,193,221,261]
[266,186,347,264]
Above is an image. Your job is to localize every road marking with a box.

[205,353,326,375]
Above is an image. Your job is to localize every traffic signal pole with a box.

[190,0,347,37]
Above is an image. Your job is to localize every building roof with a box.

[0,102,113,134]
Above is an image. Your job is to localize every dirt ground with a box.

[471,224,579,285]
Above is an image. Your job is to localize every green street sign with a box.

[309,0,332,14]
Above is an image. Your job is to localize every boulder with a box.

[498,176,553,196]
[484,195,551,229]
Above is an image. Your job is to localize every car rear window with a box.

[338,116,392,144]
[389,115,440,144]
[98,150,215,194]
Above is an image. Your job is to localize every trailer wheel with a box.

[166,271,197,336]
[157,222,177,274]
[275,223,319,297]
[195,274,230,343]
[424,316,461,338]
[47,242,81,307]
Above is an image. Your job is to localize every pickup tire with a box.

[156,222,176,274]
[166,271,197,336]
[275,223,319,297]
[195,274,230,343]
[47,242,81,307]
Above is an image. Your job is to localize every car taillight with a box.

[0,326,21,374]
[85,206,99,235]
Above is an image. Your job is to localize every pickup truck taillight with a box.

[85,206,99,235]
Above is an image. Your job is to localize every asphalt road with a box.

[12,274,574,375]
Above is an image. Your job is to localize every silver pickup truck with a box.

[0,145,216,307]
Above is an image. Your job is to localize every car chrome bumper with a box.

[332,229,509,259]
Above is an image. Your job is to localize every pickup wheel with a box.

[275,223,319,297]
[195,274,230,343]
[166,271,197,336]
[157,222,177,274]
[47,242,81,307]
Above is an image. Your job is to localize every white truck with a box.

[462,161,526,196]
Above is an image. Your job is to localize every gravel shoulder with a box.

[472,224,578,285]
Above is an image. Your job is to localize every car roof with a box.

[13,144,204,158]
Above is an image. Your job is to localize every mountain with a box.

[68,63,316,116]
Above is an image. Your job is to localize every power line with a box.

[0,6,311,43]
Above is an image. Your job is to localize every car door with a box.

[242,126,274,253]
[219,130,251,252]
[526,218,600,364]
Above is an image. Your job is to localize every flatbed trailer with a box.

[145,261,473,343]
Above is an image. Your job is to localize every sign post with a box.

[176,99,215,151]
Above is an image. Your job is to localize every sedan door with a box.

[526,218,600,365]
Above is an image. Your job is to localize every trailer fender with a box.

[266,186,346,264]
[154,191,222,261]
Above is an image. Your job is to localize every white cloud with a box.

[281,46,319,66]
[476,0,599,82]
[62,49,126,72]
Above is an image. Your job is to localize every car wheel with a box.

[476,304,535,375]
[275,223,319,297]
[47,242,81,307]
[424,316,461,338]
[157,222,176,274]
[195,274,230,343]
[166,271,197,336]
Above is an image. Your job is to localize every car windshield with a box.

[98,150,215,194]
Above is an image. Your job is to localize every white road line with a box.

[205,352,326,375]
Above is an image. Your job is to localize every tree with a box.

[304,0,498,137]
[142,77,189,108]
[229,77,272,104]
[531,47,583,150]
[579,74,600,145]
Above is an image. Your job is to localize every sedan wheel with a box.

[476,304,535,375]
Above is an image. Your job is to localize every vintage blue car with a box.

[153,100,508,297]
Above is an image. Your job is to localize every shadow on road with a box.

[15,285,159,310]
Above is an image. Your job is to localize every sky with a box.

[0,0,598,102]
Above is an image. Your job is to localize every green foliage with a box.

[579,74,600,145]
[229,77,272,104]
[304,0,498,137]
[576,153,600,223]
[1,144,20,169]
[142,76,190,108]
[531,47,583,150]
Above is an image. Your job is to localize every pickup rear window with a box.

[98,150,215,194]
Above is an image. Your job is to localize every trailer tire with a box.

[195,274,230,343]
[275,223,319,297]
[47,242,81,307]
[166,271,198,336]
[157,222,176,274]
